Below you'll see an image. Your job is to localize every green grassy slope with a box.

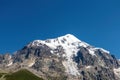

[4,69,44,80]
[0,73,6,77]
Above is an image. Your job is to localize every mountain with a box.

[0,34,120,80]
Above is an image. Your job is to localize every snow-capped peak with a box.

[64,34,81,42]
[27,34,111,75]
[28,34,110,55]
[28,34,90,75]
[29,34,81,48]
[28,34,88,75]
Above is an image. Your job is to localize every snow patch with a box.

[95,48,110,54]
[62,61,80,75]
[114,68,120,78]
[8,55,12,60]
[7,61,13,66]
[86,66,92,69]
[50,50,54,54]
[79,42,89,48]
[28,62,35,67]
[101,48,110,53]
[64,34,80,42]
[28,58,35,67]
[88,49,96,56]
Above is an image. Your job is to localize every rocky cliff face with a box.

[0,34,120,80]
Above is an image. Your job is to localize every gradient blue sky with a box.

[0,0,120,58]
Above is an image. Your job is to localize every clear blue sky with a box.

[0,0,120,58]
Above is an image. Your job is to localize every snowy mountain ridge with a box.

[28,34,110,57]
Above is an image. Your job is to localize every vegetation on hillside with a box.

[0,69,44,80]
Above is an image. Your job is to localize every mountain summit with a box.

[0,34,120,80]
